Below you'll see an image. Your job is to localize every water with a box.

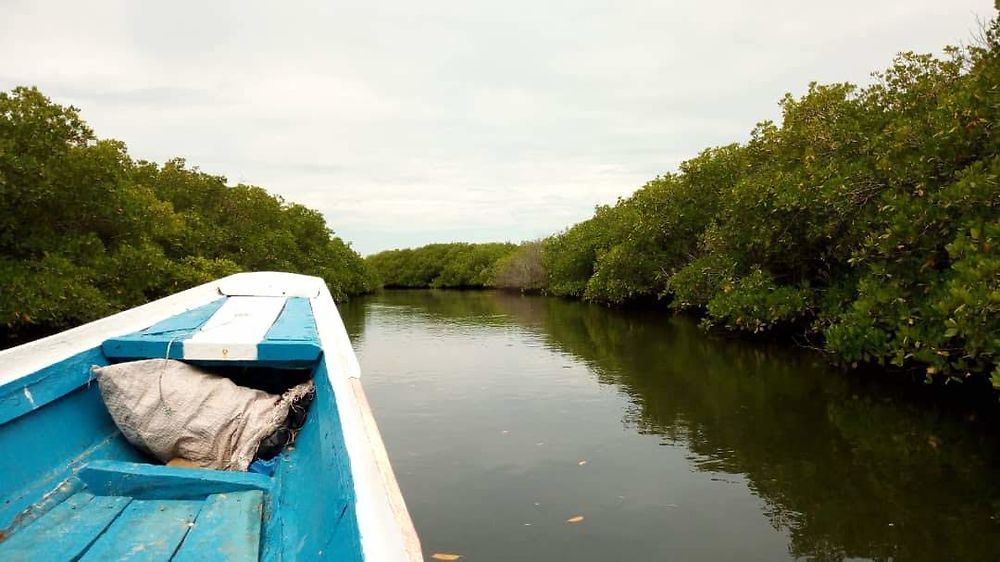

[340,290,1000,561]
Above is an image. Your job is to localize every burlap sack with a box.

[93,359,313,471]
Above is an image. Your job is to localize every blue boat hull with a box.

[0,273,421,561]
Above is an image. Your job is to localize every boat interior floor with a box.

[0,459,270,561]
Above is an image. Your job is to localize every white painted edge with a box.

[351,378,424,562]
[311,283,423,562]
[218,271,323,298]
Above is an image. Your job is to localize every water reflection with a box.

[342,290,1000,561]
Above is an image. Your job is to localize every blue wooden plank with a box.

[256,297,322,365]
[0,377,145,532]
[0,492,94,559]
[173,491,264,562]
[78,499,201,562]
[103,296,322,366]
[261,360,362,562]
[129,298,227,337]
[264,298,318,342]
[0,477,84,539]
[0,492,131,561]
[256,342,322,364]
[78,460,272,501]
[101,339,187,361]
[101,299,226,361]
[0,348,107,426]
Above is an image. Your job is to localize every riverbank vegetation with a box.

[0,87,376,343]
[368,17,1000,387]
[4,15,997,386]
[366,242,516,288]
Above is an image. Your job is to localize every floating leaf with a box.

[431,554,462,561]
[566,515,585,523]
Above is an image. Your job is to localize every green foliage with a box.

[0,87,375,341]
[703,269,813,334]
[540,16,1000,382]
[666,254,738,310]
[366,242,517,289]
[541,207,617,298]
[362,16,1000,384]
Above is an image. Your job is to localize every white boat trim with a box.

[311,281,420,561]
[218,271,323,298]
[351,377,424,561]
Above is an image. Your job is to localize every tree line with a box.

[368,17,999,387]
[0,87,376,344]
[4,14,997,384]
[366,242,517,288]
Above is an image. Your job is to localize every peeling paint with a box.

[22,387,35,409]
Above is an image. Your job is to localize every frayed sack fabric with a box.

[93,359,314,471]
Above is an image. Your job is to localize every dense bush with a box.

[539,17,1000,385]
[0,87,376,342]
[493,241,547,292]
[366,242,517,288]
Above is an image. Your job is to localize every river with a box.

[340,290,1000,561]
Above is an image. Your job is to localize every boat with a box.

[0,272,422,561]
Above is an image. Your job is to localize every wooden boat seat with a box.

[0,461,269,561]
[102,296,323,369]
[76,460,273,499]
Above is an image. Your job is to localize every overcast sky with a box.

[1,1,993,254]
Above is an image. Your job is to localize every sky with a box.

[1,1,994,255]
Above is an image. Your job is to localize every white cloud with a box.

[1,0,993,254]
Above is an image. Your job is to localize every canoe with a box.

[0,272,422,561]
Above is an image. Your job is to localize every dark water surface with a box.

[340,290,1000,562]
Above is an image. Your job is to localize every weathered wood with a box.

[173,491,264,562]
[0,492,131,561]
[78,460,271,500]
[0,388,141,532]
[0,348,108,427]
[78,498,200,561]
[0,477,84,540]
